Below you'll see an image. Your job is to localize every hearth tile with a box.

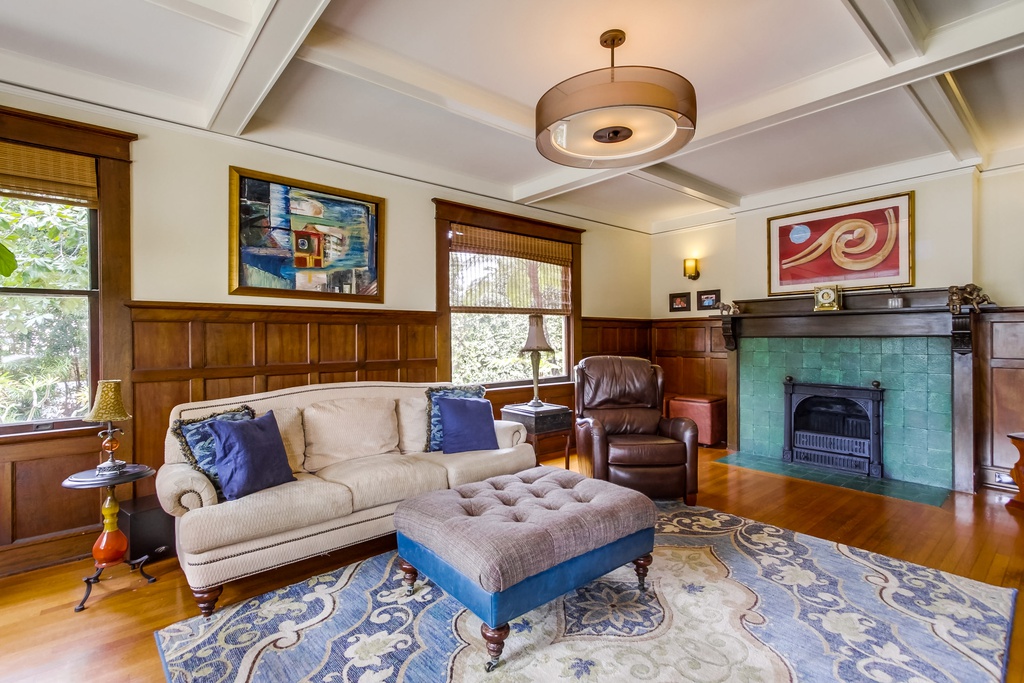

[927,412,951,432]
[927,354,951,374]
[927,393,951,414]
[928,337,950,354]
[880,372,904,390]
[881,354,904,372]
[904,391,928,411]
[904,354,928,373]
[927,373,951,393]
[860,338,881,354]
[881,338,903,354]
[802,338,823,352]
[904,373,927,392]
[885,426,905,444]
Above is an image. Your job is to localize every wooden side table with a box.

[61,463,157,611]
[500,403,573,469]
[1006,433,1024,512]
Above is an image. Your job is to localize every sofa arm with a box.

[494,419,527,448]
[156,463,218,517]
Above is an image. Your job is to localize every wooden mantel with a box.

[719,288,962,349]
[718,287,994,494]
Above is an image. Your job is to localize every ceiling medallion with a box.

[535,29,697,169]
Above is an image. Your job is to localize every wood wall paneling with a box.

[652,319,729,399]
[319,324,358,363]
[975,311,1024,491]
[266,324,310,365]
[205,323,255,368]
[17,452,100,539]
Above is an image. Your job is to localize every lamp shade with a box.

[83,380,131,423]
[521,314,553,353]
[536,65,696,168]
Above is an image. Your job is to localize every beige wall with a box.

[649,169,997,309]
[0,92,651,319]
[3,91,1018,316]
[977,166,1024,306]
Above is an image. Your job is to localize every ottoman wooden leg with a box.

[398,557,418,596]
[481,622,510,672]
[632,553,653,592]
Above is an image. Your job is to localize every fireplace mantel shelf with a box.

[718,288,992,354]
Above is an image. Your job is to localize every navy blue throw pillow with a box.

[436,396,499,454]
[207,411,295,500]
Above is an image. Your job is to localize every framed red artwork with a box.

[767,192,914,296]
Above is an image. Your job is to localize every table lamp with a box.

[83,379,132,476]
[521,314,553,408]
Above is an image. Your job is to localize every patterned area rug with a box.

[156,503,1016,682]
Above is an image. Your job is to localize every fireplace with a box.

[782,377,884,477]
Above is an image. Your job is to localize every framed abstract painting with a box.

[767,192,913,296]
[229,167,385,303]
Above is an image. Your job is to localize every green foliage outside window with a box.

[0,197,92,423]
[451,314,565,385]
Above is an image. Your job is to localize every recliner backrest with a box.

[575,356,664,434]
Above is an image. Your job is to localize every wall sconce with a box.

[683,258,700,280]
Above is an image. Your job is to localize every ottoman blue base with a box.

[397,527,653,629]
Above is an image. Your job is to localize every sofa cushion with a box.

[396,397,428,454]
[417,445,537,487]
[208,412,296,500]
[437,396,499,454]
[171,405,256,491]
[178,473,353,554]
[302,397,399,472]
[425,385,485,451]
[315,453,448,512]
[266,406,305,473]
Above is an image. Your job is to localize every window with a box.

[0,139,99,428]
[435,200,583,386]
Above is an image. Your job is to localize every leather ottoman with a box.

[666,394,726,446]
[394,466,656,672]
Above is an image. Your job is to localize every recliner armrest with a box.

[660,416,698,451]
[156,463,219,517]
[575,417,609,480]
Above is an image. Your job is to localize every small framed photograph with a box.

[697,289,721,311]
[669,292,690,312]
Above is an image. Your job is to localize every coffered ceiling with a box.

[2,0,1023,232]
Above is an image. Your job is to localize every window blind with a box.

[0,140,98,207]
[449,223,572,315]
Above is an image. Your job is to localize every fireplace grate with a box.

[783,378,884,478]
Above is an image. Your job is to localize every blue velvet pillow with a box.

[436,396,499,454]
[425,385,485,451]
[206,411,296,500]
[172,405,255,491]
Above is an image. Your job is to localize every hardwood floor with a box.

[1,448,1020,682]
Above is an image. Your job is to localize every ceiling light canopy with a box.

[536,29,697,169]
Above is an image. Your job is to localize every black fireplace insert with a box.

[782,377,884,477]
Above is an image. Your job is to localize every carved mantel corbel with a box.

[947,283,994,355]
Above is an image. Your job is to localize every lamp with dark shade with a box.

[521,314,553,408]
[83,379,132,476]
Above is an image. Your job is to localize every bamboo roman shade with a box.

[0,140,98,207]
[449,223,572,315]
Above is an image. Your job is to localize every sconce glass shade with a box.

[521,314,553,353]
[536,65,697,168]
[83,380,131,423]
[684,258,700,280]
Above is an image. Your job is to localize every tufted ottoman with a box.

[394,465,656,671]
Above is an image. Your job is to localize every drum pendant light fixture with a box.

[536,29,697,168]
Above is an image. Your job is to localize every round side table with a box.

[61,463,157,612]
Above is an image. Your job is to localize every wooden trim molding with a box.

[0,106,135,576]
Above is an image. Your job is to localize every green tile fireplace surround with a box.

[738,335,953,489]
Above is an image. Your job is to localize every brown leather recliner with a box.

[574,355,698,504]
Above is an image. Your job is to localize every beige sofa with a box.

[155,381,535,615]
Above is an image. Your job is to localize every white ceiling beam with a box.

[517,2,1024,203]
[295,27,535,140]
[839,0,923,64]
[631,165,741,209]
[906,77,983,162]
[206,0,331,135]
[0,48,206,126]
[142,0,251,35]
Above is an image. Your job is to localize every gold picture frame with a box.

[767,192,913,296]
[228,167,385,303]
